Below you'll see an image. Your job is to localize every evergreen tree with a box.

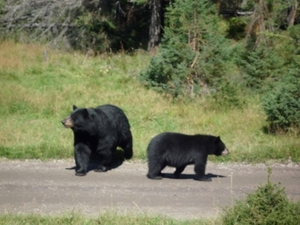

[141,0,233,97]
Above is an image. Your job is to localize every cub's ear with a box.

[73,105,77,110]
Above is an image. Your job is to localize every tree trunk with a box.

[148,0,162,51]
[287,0,299,27]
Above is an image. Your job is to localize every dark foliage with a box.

[73,0,151,52]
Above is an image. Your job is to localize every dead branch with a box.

[0,0,83,47]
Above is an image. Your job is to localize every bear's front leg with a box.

[174,166,186,179]
[194,162,212,181]
[74,143,91,176]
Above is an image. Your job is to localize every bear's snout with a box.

[222,148,229,156]
[61,116,73,128]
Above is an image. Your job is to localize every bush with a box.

[140,42,194,97]
[222,168,300,225]
[236,44,286,89]
[262,71,300,133]
[210,79,246,110]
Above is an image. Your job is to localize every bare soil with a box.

[0,159,299,219]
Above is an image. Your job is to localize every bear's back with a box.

[96,104,130,129]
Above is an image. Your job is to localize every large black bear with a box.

[62,104,133,176]
[146,132,229,181]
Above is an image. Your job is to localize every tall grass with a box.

[0,41,299,162]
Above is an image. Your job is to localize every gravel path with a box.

[0,159,299,219]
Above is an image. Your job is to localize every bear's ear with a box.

[215,136,221,142]
[73,105,77,111]
[82,108,89,118]
[90,113,96,120]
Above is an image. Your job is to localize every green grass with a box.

[0,212,219,225]
[0,41,299,162]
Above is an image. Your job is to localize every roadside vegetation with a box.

[0,212,218,225]
[222,168,300,224]
[0,41,299,162]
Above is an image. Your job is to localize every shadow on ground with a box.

[65,149,125,173]
[161,172,227,180]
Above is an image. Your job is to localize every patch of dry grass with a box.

[0,41,46,71]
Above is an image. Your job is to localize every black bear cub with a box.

[62,104,133,176]
[147,132,229,181]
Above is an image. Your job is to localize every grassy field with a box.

[0,40,299,162]
[0,212,221,225]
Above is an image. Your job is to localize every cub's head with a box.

[214,136,229,156]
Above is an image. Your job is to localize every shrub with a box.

[262,71,300,133]
[210,79,246,110]
[222,168,300,225]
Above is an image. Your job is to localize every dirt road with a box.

[0,159,299,219]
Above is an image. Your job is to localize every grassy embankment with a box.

[0,41,299,162]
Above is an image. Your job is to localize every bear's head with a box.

[61,105,98,133]
[214,136,229,156]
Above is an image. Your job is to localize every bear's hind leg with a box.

[95,145,114,172]
[120,136,133,160]
[147,160,166,180]
[174,166,186,179]
[75,143,91,176]
[194,162,211,181]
